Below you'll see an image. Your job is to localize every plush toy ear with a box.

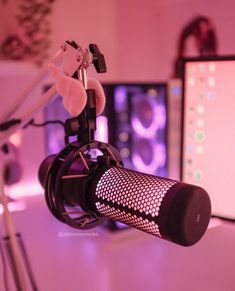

[87,79,106,115]
[48,63,87,116]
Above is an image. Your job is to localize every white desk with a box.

[0,194,234,291]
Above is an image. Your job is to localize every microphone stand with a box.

[0,169,29,291]
[0,41,84,290]
[3,233,39,291]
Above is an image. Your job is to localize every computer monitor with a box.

[181,56,235,220]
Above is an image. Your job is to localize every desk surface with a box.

[0,195,234,291]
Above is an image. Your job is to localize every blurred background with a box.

[0,0,235,290]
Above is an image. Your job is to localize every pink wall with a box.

[48,0,119,81]
[9,0,235,187]
[48,0,235,81]
[2,0,235,80]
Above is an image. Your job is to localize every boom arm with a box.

[0,40,106,291]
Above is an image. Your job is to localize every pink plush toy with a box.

[48,63,106,116]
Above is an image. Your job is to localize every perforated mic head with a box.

[93,167,211,246]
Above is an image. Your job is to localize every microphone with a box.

[39,141,211,247]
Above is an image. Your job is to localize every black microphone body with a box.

[39,141,211,247]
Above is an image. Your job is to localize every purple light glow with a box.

[114,86,128,112]
[131,104,166,138]
[132,142,166,174]
[7,182,43,198]
[95,115,108,142]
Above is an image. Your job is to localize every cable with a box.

[0,117,64,132]
[0,237,9,291]
[211,215,235,223]
[23,118,64,129]
[0,119,21,132]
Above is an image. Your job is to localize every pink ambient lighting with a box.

[0,200,26,214]
[95,115,108,142]
[7,181,43,198]
[9,131,23,147]
[114,86,127,111]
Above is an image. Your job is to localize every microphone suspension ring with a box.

[44,140,122,229]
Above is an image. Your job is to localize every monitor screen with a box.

[181,56,235,220]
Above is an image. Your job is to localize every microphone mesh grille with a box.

[96,202,162,236]
[95,167,177,237]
